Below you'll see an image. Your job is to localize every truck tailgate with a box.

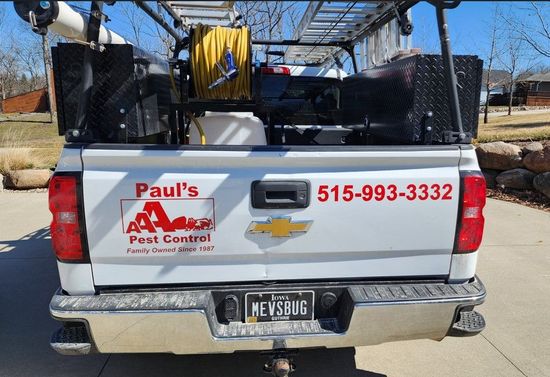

[81,145,462,286]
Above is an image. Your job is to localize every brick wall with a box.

[1,88,49,113]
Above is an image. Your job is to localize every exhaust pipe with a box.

[14,1,130,44]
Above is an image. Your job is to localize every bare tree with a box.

[150,23,174,59]
[0,13,24,101]
[483,5,500,124]
[134,4,181,59]
[498,6,540,116]
[0,5,7,101]
[9,19,53,100]
[13,39,44,92]
[498,35,523,116]
[502,2,549,59]
[119,2,148,47]
[236,1,300,63]
[0,8,61,115]
[42,34,54,121]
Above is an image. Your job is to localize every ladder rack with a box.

[165,1,239,28]
[284,1,417,65]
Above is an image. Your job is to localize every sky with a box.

[1,1,549,74]
[413,1,495,54]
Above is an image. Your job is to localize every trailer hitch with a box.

[261,340,297,377]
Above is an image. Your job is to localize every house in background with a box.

[517,73,550,106]
[482,71,550,107]
[480,69,508,105]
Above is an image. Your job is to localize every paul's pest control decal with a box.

[121,182,216,255]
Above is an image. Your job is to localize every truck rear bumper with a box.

[50,277,485,355]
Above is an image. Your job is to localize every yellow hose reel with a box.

[191,25,251,100]
[169,25,252,145]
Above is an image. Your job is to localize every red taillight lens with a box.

[261,66,291,75]
[49,175,84,261]
[455,173,486,253]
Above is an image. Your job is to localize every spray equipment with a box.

[13,1,277,146]
[208,47,240,90]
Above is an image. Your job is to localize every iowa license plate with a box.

[245,291,314,323]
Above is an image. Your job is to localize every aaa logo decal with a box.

[122,199,215,234]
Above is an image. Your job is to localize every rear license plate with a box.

[245,291,315,323]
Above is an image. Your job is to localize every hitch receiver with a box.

[262,340,297,377]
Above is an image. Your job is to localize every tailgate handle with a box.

[252,181,310,209]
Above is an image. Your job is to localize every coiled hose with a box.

[168,25,251,144]
[191,25,251,100]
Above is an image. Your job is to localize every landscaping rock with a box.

[533,172,550,199]
[496,168,536,190]
[5,169,51,189]
[0,174,3,192]
[523,146,550,173]
[522,142,543,155]
[476,142,523,170]
[482,169,500,189]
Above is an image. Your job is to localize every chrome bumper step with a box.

[449,310,486,337]
[50,324,92,355]
[50,277,486,354]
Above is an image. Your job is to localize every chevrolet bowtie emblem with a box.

[247,216,313,237]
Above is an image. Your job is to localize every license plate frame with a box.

[245,291,315,323]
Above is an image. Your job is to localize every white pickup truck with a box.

[47,67,487,363]
[49,122,487,359]
[20,0,487,374]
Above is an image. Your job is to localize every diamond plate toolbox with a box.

[52,43,172,142]
[341,54,483,144]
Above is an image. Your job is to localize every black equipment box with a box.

[52,43,173,142]
[341,54,483,144]
[272,126,364,145]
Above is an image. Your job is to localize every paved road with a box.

[1,192,549,377]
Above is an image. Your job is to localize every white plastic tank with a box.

[189,112,267,145]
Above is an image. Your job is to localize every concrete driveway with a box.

[1,192,549,377]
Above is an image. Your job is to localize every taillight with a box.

[261,66,290,75]
[454,172,486,253]
[48,174,84,261]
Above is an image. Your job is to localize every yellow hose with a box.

[186,112,207,145]
[191,25,251,100]
[169,66,206,145]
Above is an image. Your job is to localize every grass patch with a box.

[0,113,63,172]
[0,148,40,174]
[476,112,550,143]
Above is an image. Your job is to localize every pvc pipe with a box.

[50,2,131,45]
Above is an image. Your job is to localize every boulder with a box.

[533,172,550,199]
[476,142,523,170]
[5,169,51,189]
[522,142,543,155]
[495,168,536,190]
[523,146,550,173]
[482,169,500,189]
[0,173,3,192]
